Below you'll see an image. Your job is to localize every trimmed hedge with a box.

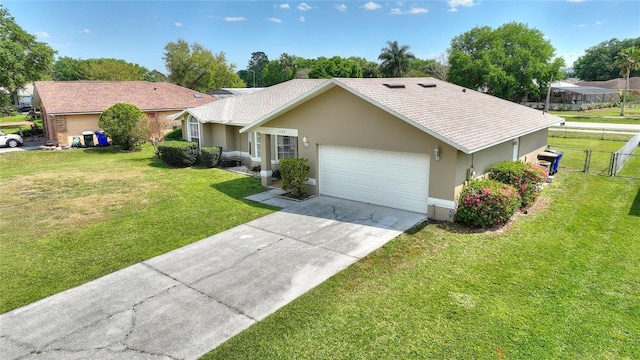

[164,127,183,140]
[280,158,310,199]
[489,161,548,209]
[455,179,521,228]
[200,146,222,168]
[157,141,199,167]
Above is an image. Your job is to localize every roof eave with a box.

[239,80,334,133]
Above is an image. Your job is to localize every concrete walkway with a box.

[0,194,425,359]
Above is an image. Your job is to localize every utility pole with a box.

[247,70,256,88]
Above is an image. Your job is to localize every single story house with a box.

[32,81,214,147]
[174,77,563,221]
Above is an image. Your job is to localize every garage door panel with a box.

[319,146,429,213]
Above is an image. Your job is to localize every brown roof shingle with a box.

[33,81,215,115]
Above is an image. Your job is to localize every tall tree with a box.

[573,37,640,81]
[78,58,150,81]
[163,39,244,92]
[0,5,56,105]
[53,57,165,82]
[615,47,640,116]
[378,40,415,78]
[447,22,565,102]
[308,56,362,79]
[246,51,269,87]
[261,53,300,86]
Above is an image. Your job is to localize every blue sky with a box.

[3,0,639,74]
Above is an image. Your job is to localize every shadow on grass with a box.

[210,176,278,210]
[630,185,640,216]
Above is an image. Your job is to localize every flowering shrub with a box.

[489,161,548,209]
[455,179,521,228]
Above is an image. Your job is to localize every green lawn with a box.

[0,145,275,313]
[203,172,640,359]
[551,105,640,119]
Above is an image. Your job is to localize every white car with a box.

[0,130,24,148]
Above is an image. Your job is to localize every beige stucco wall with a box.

[518,130,549,163]
[256,86,458,215]
[51,110,180,147]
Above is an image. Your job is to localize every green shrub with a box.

[455,179,521,228]
[157,141,199,167]
[164,127,183,140]
[279,158,310,199]
[489,161,548,209]
[200,146,222,168]
[98,103,149,151]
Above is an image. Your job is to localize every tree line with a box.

[1,3,638,109]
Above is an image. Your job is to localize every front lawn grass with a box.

[0,145,275,313]
[203,171,640,359]
[551,106,640,118]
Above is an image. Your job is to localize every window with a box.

[277,135,297,159]
[188,116,200,144]
[249,132,261,158]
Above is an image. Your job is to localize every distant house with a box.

[174,78,563,221]
[32,81,214,146]
[576,77,640,90]
[523,81,620,111]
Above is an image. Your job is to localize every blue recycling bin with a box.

[538,150,563,175]
[546,150,563,174]
[95,131,109,146]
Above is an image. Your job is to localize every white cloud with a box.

[595,21,602,25]
[574,23,587,27]
[300,16,306,22]
[298,3,312,11]
[36,31,50,38]
[268,17,282,23]
[336,4,347,12]
[390,6,428,15]
[362,1,382,10]
[225,17,246,22]
[173,22,183,27]
[279,3,290,9]
[447,0,477,12]
[80,28,91,33]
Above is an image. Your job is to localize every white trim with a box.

[256,127,298,137]
[260,170,273,178]
[304,178,316,186]
[428,198,457,209]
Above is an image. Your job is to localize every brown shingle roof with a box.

[33,81,215,115]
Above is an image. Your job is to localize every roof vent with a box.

[193,93,203,98]
[418,83,436,88]
[383,83,405,89]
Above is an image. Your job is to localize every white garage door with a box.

[319,145,429,213]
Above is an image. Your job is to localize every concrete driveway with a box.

[0,195,425,359]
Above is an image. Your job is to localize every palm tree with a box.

[615,46,640,116]
[378,40,415,78]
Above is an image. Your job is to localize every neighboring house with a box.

[576,77,640,91]
[32,81,214,146]
[523,81,619,110]
[0,83,33,109]
[175,77,563,221]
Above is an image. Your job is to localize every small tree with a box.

[98,103,149,151]
[279,158,310,199]
[141,113,174,157]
